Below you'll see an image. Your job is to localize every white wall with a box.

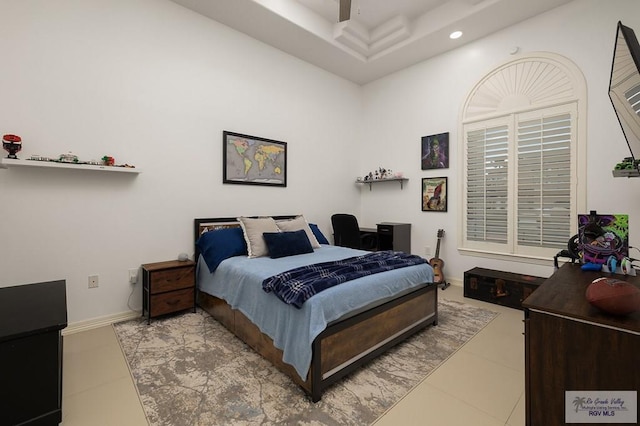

[0,0,363,323]
[3,0,639,324]
[360,0,640,281]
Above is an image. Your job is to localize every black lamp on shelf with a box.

[2,134,22,159]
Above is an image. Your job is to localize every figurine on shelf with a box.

[3,134,22,159]
[102,155,115,166]
[365,166,395,180]
[58,152,79,163]
[379,167,393,179]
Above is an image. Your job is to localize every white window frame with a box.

[459,52,587,264]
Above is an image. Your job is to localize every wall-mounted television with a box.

[609,21,640,177]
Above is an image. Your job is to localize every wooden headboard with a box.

[193,215,298,260]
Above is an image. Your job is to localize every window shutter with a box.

[461,53,586,260]
[466,124,509,244]
[626,83,640,115]
[516,112,572,249]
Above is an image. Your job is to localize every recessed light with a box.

[449,31,463,40]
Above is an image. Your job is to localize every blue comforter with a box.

[263,251,427,308]
[197,245,434,381]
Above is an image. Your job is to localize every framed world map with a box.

[223,131,287,187]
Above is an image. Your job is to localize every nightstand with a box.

[142,260,196,324]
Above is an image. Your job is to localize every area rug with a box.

[114,298,497,426]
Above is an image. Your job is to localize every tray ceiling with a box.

[170,0,573,84]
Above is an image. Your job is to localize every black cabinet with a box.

[0,280,67,425]
[464,267,545,310]
[377,222,411,253]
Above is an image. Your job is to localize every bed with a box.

[194,215,438,402]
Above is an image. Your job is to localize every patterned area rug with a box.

[114,298,497,425]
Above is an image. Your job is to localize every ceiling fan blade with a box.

[339,0,351,22]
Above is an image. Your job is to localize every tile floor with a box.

[61,284,525,425]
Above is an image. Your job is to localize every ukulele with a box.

[429,229,448,288]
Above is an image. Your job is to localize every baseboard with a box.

[63,279,463,335]
[449,277,462,287]
[63,310,142,336]
[439,277,462,288]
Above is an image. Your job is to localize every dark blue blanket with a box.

[262,250,427,308]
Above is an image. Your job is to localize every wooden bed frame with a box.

[194,216,438,402]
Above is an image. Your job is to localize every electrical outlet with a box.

[128,268,138,285]
[424,246,432,256]
[88,275,99,288]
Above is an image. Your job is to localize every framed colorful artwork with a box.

[223,131,287,187]
[577,212,629,264]
[422,177,448,212]
[421,132,449,170]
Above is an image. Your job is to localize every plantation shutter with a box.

[466,123,509,244]
[516,110,573,249]
[461,53,585,259]
[627,83,640,115]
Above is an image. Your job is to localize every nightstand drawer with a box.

[149,266,194,294]
[142,259,196,324]
[150,288,194,317]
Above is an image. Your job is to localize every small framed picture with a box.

[421,132,449,170]
[422,177,448,212]
[223,131,287,187]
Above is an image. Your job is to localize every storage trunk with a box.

[463,267,546,310]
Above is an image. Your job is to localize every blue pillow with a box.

[309,223,330,245]
[263,230,314,259]
[196,227,247,273]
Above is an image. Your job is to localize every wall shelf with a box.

[356,177,408,190]
[612,168,640,178]
[0,158,141,173]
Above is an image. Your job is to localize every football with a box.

[586,277,640,316]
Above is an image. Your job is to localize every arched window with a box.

[460,52,587,261]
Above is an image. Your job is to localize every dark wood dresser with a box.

[142,260,196,324]
[523,264,639,425]
[0,280,67,425]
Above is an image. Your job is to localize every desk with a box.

[360,223,411,252]
[359,227,377,234]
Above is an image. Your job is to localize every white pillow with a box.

[237,216,279,258]
[276,215,321,249]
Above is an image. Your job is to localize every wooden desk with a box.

[359,227,377,234]
[523,264,639,425]
[377,222,411,253]
[359,223,412,252]
[0,280,67,425]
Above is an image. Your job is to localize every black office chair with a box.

[331,214,377,250]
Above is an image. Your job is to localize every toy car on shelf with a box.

[612,157,640,177]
